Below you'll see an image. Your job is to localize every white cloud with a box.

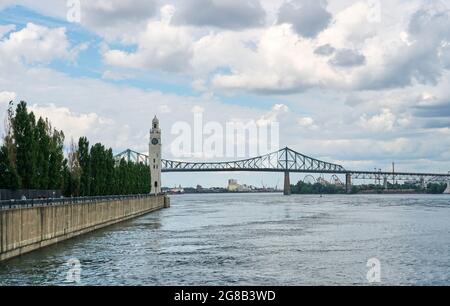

[80,0,159,42]
[172,0,266,30]
[329,49,366,67]
[191,79,208,92]
[0,0,158,43]
[0,91,16,105]
[29,103,115,144]
[95,0,450,95]
[277,0,332,38]
[82,0,157,27]
[210,24,341,93]
[103,20,193,72]
[257,104,289,127]
[359,108,397,132]
[318,1,381,48]
[0,53,272,155]
[158,105,172,114]
[0,23,70,64]
[297,116,318,130]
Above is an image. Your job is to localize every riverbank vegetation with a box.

[291,181,346,194]
[0,101,150,197]
[291,181,447,195]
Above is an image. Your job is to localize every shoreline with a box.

[166,191,447,196]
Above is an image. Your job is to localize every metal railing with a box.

[0,193,165,211]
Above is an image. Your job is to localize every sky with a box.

[0,0,449,188]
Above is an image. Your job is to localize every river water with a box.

[0,193,449,286]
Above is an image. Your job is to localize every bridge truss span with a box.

[115,149,149,165]
[114,147,450,194]
[348,171,450,182]
[160,147,346,173]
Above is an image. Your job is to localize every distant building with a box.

[170,185,184,194]
[317,177,329,185]
[228,179,254,192]
[228,179,240,192]
[240,184,252,192]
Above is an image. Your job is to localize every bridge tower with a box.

[149,116,162,195]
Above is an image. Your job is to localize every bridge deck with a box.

[115,147,450,182]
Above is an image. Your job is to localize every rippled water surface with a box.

[1,193,449,285]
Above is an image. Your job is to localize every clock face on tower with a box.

[151,138,159,145]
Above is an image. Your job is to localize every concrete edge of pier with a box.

[0,195,170,262]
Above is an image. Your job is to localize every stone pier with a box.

[284,171,291,196]
[0,195,169,262]
[346,173,352,194]
[444,182,450,194]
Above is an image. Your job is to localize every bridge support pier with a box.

[284,171,291,196]
[345,173,352,194]
[444,182,450,194]
[383,177,388,190]
[420,178,427,191]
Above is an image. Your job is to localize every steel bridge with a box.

[115,147,450,195]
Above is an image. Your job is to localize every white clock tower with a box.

[149,116,162,194]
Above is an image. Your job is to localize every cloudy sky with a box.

[0,0,449,188]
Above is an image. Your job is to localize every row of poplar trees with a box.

[0,101,150,197]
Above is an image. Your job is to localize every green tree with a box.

[78,137,91,196]
[0,145,20,189]
[62,158,72,197]
[67,139,81,196]
[427,183,446,194]
[12,101,37,189]
[115,159,128,195]
[105,148,115,195]
[48,129,65,189]
[3,101,151,196]
[90,143,108,196]
[291,180,345,194]
[35,118,51,189]
[3,102,17,169]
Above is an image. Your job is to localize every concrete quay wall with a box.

[0,195,170,262]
